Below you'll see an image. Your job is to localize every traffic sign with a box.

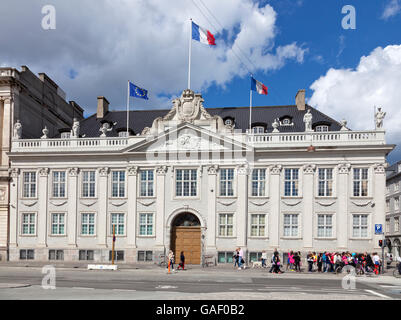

[375,224,383,235]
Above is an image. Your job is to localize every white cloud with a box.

[308,44,401,145]
[0,0,306,113]
[381,0,401,20]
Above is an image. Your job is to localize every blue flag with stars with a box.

[129,82,149,100]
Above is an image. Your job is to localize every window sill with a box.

[137,235,156,238]
[280,237,302,240]
[49,234,67,237]
[314,237,336,240]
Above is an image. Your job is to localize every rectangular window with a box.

[386,200,390,212]
[81,213,95,235]
[395,217,400,233]
[137,251,153,262]
[317,214,333,238]
[22,213,35,235]
[220,168,234,197]
[395,183,400,192]
[111,171,125,198]
[111,213,125,235]
[49,250,64,261]
[79,250,94,261]
[23,172,36,198]
[217,252,234,264]
[82,171,96,198]
[139,213,154,236]
[176,169,197,197]
[51,213,65,235]
[251,169,266,197]
[19,249,34,260]
[283,214,298,237]
[52,171,66,198]
[249,252,262,263]
[109,250,124,261]
[352,214,368,238]
[140,170,154,197]
[318,168,333,197]
[284,169,299,197]
[395,197,400,211]
[386,219,390,234]
[250,214,266,237]
[219,214,234,237]
[353,168,368,197]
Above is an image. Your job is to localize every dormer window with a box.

[61,132,71,139]
[118,131,129,137]
[252,126,265,134]
[225,119,233,126]
[282,118,291,125]
[316,125,329,132]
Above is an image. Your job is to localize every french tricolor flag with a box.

[192,21,216,46]
[251,77,268,95]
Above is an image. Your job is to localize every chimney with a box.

[295,89,306,111]
[97,96,109,118]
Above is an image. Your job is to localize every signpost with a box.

[375,224,385,274]
[112,225,116,265]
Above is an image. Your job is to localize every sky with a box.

[1,0,401,163]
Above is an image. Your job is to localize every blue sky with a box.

[1,0,400,162]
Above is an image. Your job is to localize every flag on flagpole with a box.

[251,77,268,95]
[192,21,216,46]
[129,82,149,100]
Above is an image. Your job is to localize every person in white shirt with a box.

[261,250,267,268]
[373,253,381,273]
[238,248,245,269]
[397,256,401,275]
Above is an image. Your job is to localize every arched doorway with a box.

[170,213,201,265]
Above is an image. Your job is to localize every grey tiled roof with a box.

[77,104,343,138]
[386,161,401,180]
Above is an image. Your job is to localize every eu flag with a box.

[129,82,149,100]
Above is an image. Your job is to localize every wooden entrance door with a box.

[171,226,201,265]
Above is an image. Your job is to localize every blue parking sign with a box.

[375,224,383,235]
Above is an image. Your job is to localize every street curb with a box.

[0,283,31,289]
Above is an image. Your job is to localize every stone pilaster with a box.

[373,163,387,249]
[337,163,351,249]
[8,168,19,247]
[67,168,79,247]
[127,166,138,248]
[206,165,218,251]
[269,165,282,248]
[155,166,166,247]
[97,167,109,247]
[236,164,248,248]
[302,164,316,249]
[37,168,49,247]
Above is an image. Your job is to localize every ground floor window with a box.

[49,250,64,261]
[137,250,153,262]
[217,252,234,264]
[109,250,124,261]
[79,250,94,261]
[317,214,333,238]
[283,214,299,237]
[249,252,262,262]
[20,249,34,260]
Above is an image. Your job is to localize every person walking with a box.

[273,252,282,274]
[269,249,278,273]
[307,253,314,272]
[177,251,185,270]
[294,252,301,272]
[233,248,239,268]
[168,250,175,270]
[238,247,245,269]
[261,250,267,268]
[317,253,323,273]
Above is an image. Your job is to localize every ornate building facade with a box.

[0,66,84,261]
[386,161,401,258]
[8,89,393,264]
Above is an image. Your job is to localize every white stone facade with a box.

[8,90,393,264]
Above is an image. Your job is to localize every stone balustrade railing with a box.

[11,130,386,153]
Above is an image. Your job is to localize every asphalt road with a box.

[0,266,400,300]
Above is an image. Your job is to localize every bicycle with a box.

[156,254,167,267]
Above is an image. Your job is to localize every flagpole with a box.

[188,18,192,90]
[127,80,130,137]
[249,88,253,133]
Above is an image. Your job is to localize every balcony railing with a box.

[11,130,386,153]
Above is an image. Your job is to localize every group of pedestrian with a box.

[167,250,185,271]
[233,247,246,270]
[306,251,383,274]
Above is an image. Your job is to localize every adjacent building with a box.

[386,161,401,257]
[8,88,393,264]
[0,66,84,260]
